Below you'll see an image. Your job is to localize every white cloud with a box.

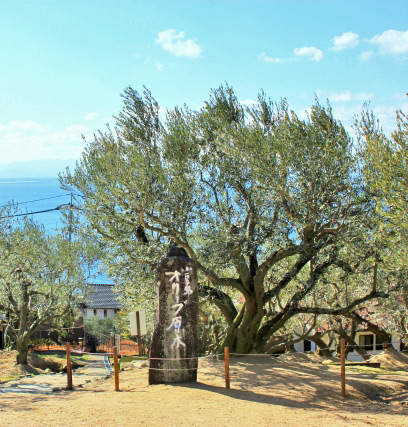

[295,108,310,121]
[332,103,407,137]
[258,52,295,63]
[84,112,98,120]
[331,92,353,102]
[293,46,323,62]
[317,90,374,103]
[156,29,202,58]
[371,104,408,135]
[0,120,91,163]
[258,52,290,63]
[1,120,48,132]
[145,56,164,70]
[260,48,322,63]
[297,96,407,139]
[332,32,359,51]
[369,29,408,55]
[332,105,361,129]
[158,106,168,123]
[393,93,408,100]
[359,50,374,61]
[240,99,257,108]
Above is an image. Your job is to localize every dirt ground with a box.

[1,351,408,427]
[0,350,85,379]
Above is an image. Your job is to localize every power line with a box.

[0,194,70,208]
[0,203,77,220]
[0,207,60,219]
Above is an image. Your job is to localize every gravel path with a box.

[0,354,111,394]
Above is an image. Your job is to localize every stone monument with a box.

[148,245,199,384]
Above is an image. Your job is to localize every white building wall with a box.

[289,331,401,360]
[293,340,316,353]
[347,332,401,362]
[86,308,116,319]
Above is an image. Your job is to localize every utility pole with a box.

[69,192,73,242]
[57,192,74,242]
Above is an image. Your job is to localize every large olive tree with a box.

[61,85,387,352]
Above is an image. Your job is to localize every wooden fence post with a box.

[66,343,73,390]
[224,347,230,389]
[340,339,346,398]
[136,311,142,355]
[113,346,119,391]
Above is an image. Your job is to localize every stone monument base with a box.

[149,359,198,385]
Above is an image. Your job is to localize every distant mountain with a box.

[0,159,78,178]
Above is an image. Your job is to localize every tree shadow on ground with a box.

[231,358,408,402]
[193,358,408,415]
[173,381,407,419]
[0,395,44,412]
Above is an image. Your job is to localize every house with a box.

[82,284,121,319]
[294,339,316,353]
[293,331,402,361]
[347,330,401,362]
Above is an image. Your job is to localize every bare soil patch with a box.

[0,350,41,380]
[369,347,408,370]
[0,350,85,381]
[1,351,408,426]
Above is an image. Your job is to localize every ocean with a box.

[0,177,111,283]
[0,178,72,231]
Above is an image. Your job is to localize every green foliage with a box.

[358,109,408,233]
[83,315,121,342]
[350,107,408,344]
[0,211,91,363]
[60,84,393,353]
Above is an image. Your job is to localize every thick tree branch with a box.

[140,210,248,295]
[199,284,238,324]
[257,252,338,348]
[265,316,317,353]
[255,243,302,287]
[263,253,311,304]
[345,310,392,348]
[295,291,388,316]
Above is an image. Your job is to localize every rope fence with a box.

[64,347,224,391]
[148,367,200,371]
[64,339,394,397]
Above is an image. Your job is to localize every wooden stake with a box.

[113,346,119,391]
[224,347,230,389]
[340,339,346,398]
[66,343,73,390]
[136,311,142,355]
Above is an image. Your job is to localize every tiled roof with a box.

[85,284,121,309]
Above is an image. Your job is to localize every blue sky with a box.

[0,0,407,174]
